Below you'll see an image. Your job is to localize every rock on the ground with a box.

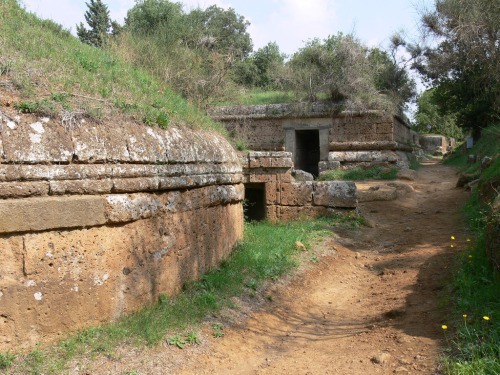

[371,352,391,364]
[358,185,397,202]
[293,169,314,181]
[397,169,417,181]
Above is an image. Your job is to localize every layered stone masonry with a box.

[208,103,419,170]
[243,152,357,221]
[0,111,245,350]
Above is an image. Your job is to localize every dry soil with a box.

[86,160,470,375]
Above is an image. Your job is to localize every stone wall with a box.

[208,103,417,171]
[243,152,357,221]
[0,111,244,350]
[419,135,454,155]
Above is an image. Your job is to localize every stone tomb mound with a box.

[0,110,244,351]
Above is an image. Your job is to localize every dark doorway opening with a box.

[244,183,266,221]
[295,130,320,176]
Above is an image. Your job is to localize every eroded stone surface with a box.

[0,113,244,352]
[0,196,106,233]
[313,181,358,208]
[0,201,243,350]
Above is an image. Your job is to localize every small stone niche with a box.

[244,183,266,221]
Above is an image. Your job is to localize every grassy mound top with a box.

[0,0,222,133]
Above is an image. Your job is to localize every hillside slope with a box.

[0,0,222,132]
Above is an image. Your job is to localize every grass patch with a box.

[440,125,500,373]
[1,218,334,374]
[441,190,500,374]
[410,158,422,170]
[0,0,222,132]
[445,125,500,174]
[216,89,296,106]
[317,166,398,181]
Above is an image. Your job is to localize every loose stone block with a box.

[313,181,357,208]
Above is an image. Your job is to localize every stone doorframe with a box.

[283,118,331,167]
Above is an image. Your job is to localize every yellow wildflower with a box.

[483,316,490,321]
[442,325,448,330]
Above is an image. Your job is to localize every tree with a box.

[414,89,463,140]
[280,33,389,111]
[394,0,500,138]
[186,5,253,59]
[76,0,112,47]
[252,42,286,87]
[367,48,416,111]
[124,0,184,45]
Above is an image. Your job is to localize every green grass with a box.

[440,124,500,374]
[0,0,223,132]
[0,218,336,374]
[215,89,296,106]
[441,191,500,374]
[445,125,500,174]
[316,166,398,181]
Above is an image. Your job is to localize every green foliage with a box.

[367,47,416,111]
[273,33,412,112]
[442,191,500,374]
[0,0,222,131]
[76,0,113,47]
[167,334,186,349]
[186,5,252,59]
[440,125,500,372]
[185,331,201,345]
[14,99,56,115]
[230,42,286,88]
[445,125,500,174]
[397,0,500,136]
[124,0,184,44]
[0,351,15,370]
[216,89,295,106]
[414,89,463,140]
[252,42,286,88]
[120,1,253,107]
[317,167,398,181]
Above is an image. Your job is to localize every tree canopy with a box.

[413,89,463,140]
[76,0,113,47]
[394,0,500,137]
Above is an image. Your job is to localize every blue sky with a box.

[20,0,433,56]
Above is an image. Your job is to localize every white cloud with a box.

[249,0,337,54]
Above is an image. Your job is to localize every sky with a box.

[20,0,433,56]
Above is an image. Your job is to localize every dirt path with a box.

[92,161,470,375]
